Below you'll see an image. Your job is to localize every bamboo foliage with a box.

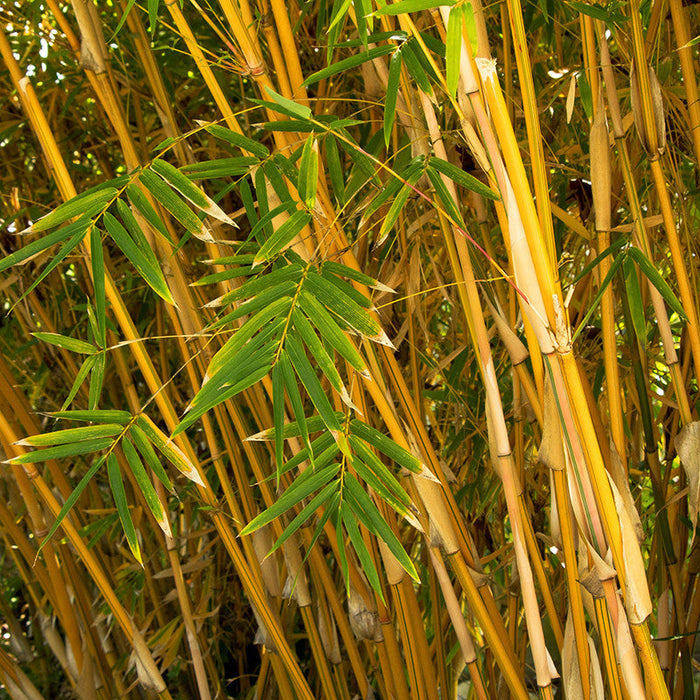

[0,0,699,698]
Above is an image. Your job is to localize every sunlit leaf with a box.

[122,437,172,537]
[303,45,395,86]
[15,424,123,447]
[32,332,97,355]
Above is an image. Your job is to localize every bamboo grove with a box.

[0,0,699,697]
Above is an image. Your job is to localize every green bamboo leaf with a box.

[445,4,462,97]
[345,474,418,581]
[298,292,369,376]
[286,334,342,433]
[349,435,412,510]
[572,237,627,284]
[110,0,137,39]
[207,297,292,378]
[129,424,174,493]
[6,437,114,465]
[291,311,348,398]
[152,158,235,225]
[374,0,454,14]
[463,3,478,55]
[89,227,106,347]
[428,157,499,200]
[270,437,338,480]
[571,252,625,343]
[349,419,421,472]
[32,332,97,355]
[103,213,175,305]
[400,39,433,95]
[204,124,270,158]
[88,350,105,410]
[305,272,391,345]
[269,481,338,553]
[336,504,349,592]
[115,199,160,266]
[180,157,258,180]
[16,424,123,447]
[247,415,334,442]
[136,415,204,485]
[280,349,312,455]
[176,343,277,435]
[125,184,171,241]
[138,169,214,242]
[0,218,89,274]
[240,462,341,536]
[122,437,171,537]
[272,361,285,475]
[378,173,421,244]
[37,453,107,557]
[302,45,396,86]
[31,188,117,233]
[322,261,395,293]
[351,457,411,516]
[147,0,159,31]
[107,453,142,564]
[320,268,373,308]
[208,260,303,309]
[60,355,97,411]
[623,256,647,345]
[253,211,312,267]
[343,501,383,597]
[263,87,313,120]
[325,135,345,205]
[50,410,132,424]
[298,136,319,208]
[384,49,403,147]
[425,166,465,226]
[627,246,687,320]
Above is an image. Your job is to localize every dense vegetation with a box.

[1,0,699,698]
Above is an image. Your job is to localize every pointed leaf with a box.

[32,332,96,355]
[384,50,403,147]
[298,291,368,375]
[345,473,418,580]
[50,409,132,424]
[152,158,235,225]
[103,212,175,304]
[263,87,312,120]
[129,424,174,493]
[253,211,312,267]
[139,169,214,242]
[6,438,114,465]
[429,157,499,199]
[16,424,123,447]
[303,45,396,86]
[375,0,455,14]
[37,453,107,557]
[628,246,687,320]
[204,124,270,159]
[446,5,462,97]
[31,188,117,233]
[349,419,421,472]
[298,136,319,208]
[135,415,204,486]
[240,462,341,536]
[107,453,142,564]
[122,437,171,537]
[286,334,342,432]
